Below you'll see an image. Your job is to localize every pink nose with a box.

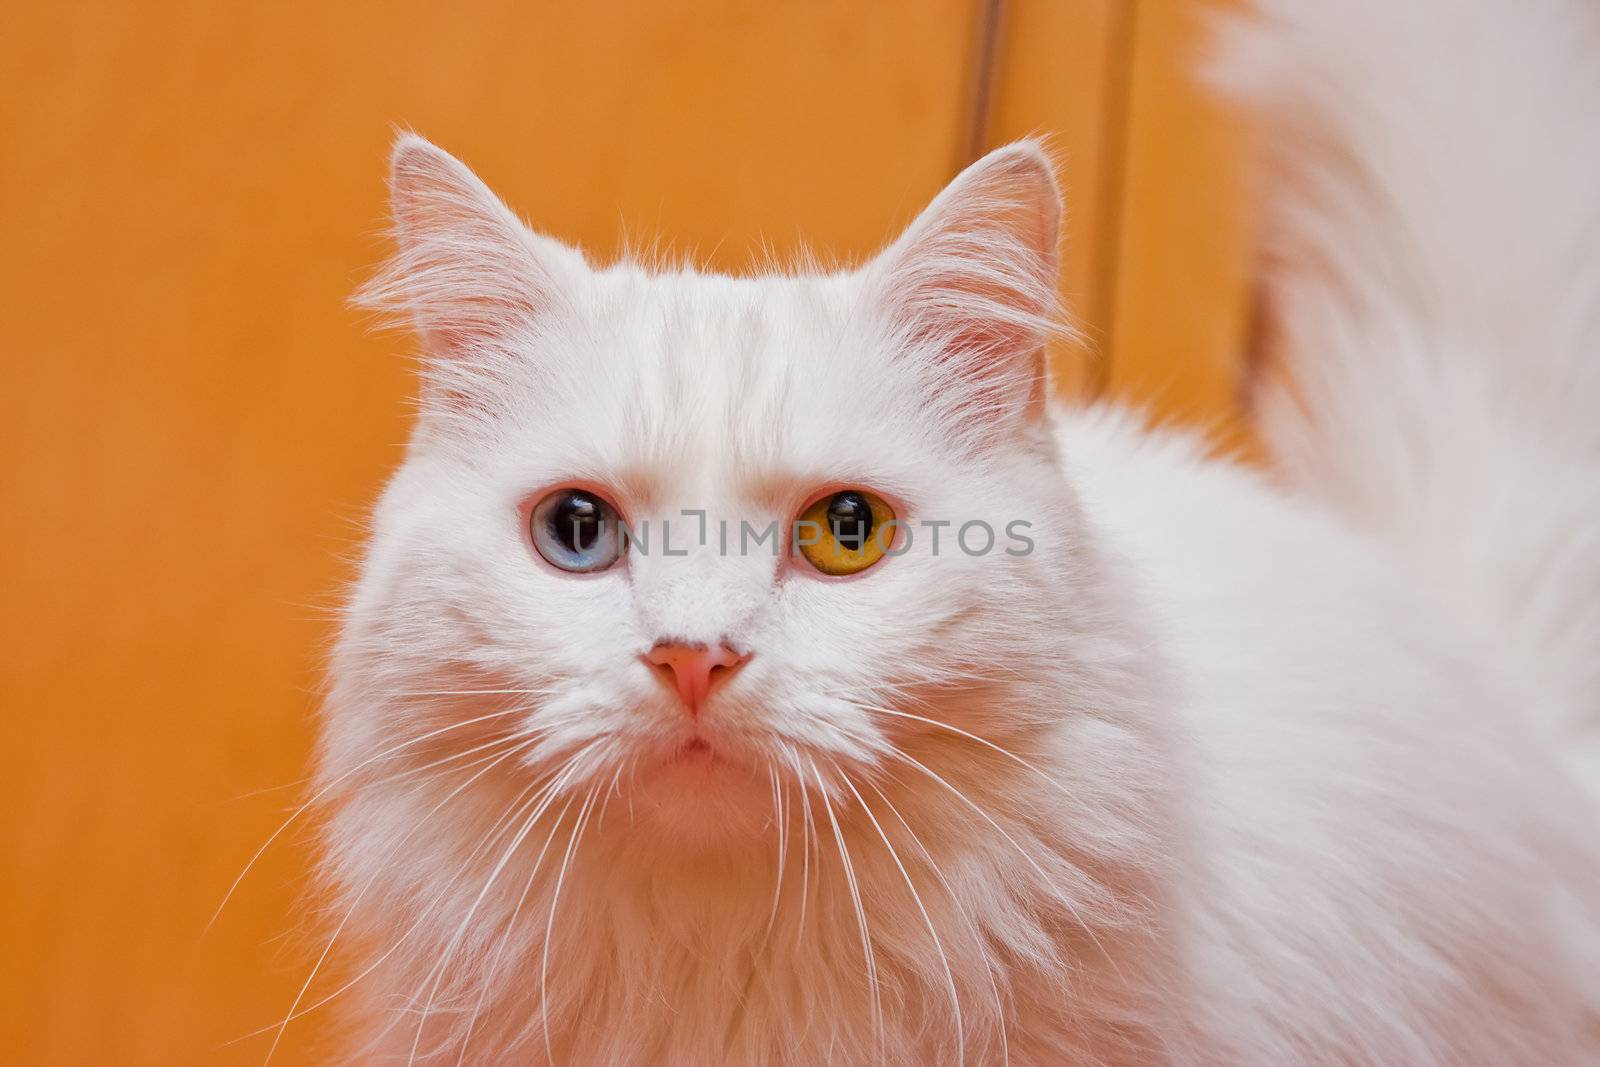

[644,641,748,716]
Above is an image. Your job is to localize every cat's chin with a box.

[622,739,773,846]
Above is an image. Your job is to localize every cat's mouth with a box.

[646,724,765,781]
[623,731,775,839]
[654,732,758,778]
[669,736,719,765]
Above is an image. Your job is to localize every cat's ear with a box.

[869,140,1062,428]
[356,132,586,364]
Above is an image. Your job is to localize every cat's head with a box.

[328,134,1093,849]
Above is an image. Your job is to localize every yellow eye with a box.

[797,490,896,576]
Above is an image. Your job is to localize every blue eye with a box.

[530,489,624,573]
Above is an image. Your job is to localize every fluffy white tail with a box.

[1212,0,1600,788]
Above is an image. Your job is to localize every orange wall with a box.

[0,2,1247,1062]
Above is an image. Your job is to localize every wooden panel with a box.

[0,4,979,1063]
[1104,0,1255,451]
[986,0,1123,398]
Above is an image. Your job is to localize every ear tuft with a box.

[355,133,583,360]
[871,139,1064,427]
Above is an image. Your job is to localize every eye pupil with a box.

[826,491,874,552]
[550,493,603,553]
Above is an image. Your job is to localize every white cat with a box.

[310,0,1600,1062]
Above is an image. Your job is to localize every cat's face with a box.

[333,135,1078,848]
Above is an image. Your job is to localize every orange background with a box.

[0,2,1248,1063]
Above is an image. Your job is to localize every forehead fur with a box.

[455,264,977,508]
[361,133,1066,482]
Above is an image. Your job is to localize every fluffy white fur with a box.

[311,1,1600,1062]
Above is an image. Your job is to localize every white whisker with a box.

[210,703,537,931]
[836,765,965,1067]
[851,702,1081,813]
[540,780,603,1065]
[389,687,559,699]
[257,735,538,1063]
[295,752,575,1060]
[406,749,593,1066]
[761,763,787,944]
[786,750,815,953]
[864,776,1009,1067]
[808,757,885,1066]
[892,750,1124,985]
[455,788,579,1065]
